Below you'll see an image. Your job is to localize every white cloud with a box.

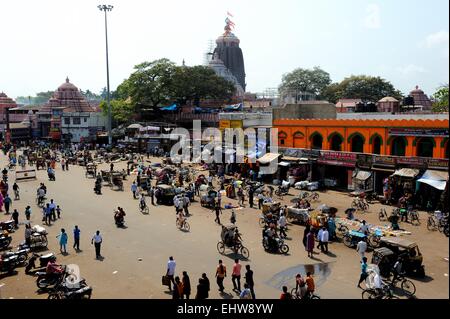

[397,64,427,76]
[425,30,449,48]
[364,4,381,29]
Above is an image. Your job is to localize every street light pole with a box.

[98,4,113,146]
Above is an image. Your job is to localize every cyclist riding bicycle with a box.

[139,194,147,210]
[177,212,186,228]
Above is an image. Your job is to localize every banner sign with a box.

[389,128,449,137]
[318,151,357,167]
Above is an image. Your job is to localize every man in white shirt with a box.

[319,227,329,253]
[356,238,367,260]
[278,213,287,238]
[91,230,103,259]
[359,220,369,235]
[166,256,176,291]
[49,199,57,221]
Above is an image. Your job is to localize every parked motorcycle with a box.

[48,280,92,299]
[0,254,19,274]
[0,234,12,250]
[36,267,67,290]
[25,252,56,274]
[2,247,30,266]
[0,220,15,233]
[262,236,289,254]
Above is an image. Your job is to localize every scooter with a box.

[36,266,66,290]
[25,252,56,274]
[114,216,125,228]
[262,236,289,254]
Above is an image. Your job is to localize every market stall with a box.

[416,170,448,210]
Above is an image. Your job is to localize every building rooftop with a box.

[337,112,448,120]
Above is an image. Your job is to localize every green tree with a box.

[124,59,178,110]
[331,75,403,103]
[99,99,135,124]
[279,66,332,98]
[432,85,449,112]
[172,65,235,106]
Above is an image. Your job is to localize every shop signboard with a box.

[426,158,449,170]
[389,128,449,137]
[373,155,396,167]
[318,151,357,167]
[357,154,374,169]
[396,157,427,167]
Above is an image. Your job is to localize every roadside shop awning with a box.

[354,171,372,181]
[417,170,448,191]
[278,161,290,167]
[392,168,420,178]
[257,153,281,165]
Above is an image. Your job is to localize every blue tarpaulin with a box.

[224,103,243,111]
[160,104,179,111]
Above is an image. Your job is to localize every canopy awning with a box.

[127,124,143,129]
[392,168,420,178]
[354,171,372,181]
[257,153,281,165]
[417,170,448,191]
[278,161,290,167]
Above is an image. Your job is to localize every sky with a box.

[0,0,448,99]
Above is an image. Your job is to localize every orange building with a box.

[274,118,449,159]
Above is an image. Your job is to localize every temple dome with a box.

[58,77,78,91]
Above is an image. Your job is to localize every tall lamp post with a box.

[98,4,113,146]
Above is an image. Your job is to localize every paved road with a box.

[0,152,448,299]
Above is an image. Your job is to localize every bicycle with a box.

[391,274,416,297]
[36,196,46,208]
[176,218,190,232]
[290,288,320,299]
[139,202,149,214]
[362,283,394,299]
[427,212,438,231]
[351,198,369,212]
[379,208,388,222]
[407,209,420,226]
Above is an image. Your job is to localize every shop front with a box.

[416,170,448,210]
[390,168,421,204]
[372,155,396,195]
[317,151,357,190]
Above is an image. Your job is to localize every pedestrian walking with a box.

[24,224,32,247]
[278,213,287,238]
[182,271,191,299]
[166,256,176,291]
[244,265,255,299]
[356,237,367,260]
[357,257,368,289]
[232,258,242,292]
[57,228,68,254]
[56,205,62,219]
[302,224,310,248]
[65,160,69,171]
[214,204,222,225]
[131,182,138,199]
[217,191,222,208]
[11,209,19,228]
[49,199,56,221]
[149,187,155,205]
[45,204,52,225]
[319,226,329,253]
[257,193,264,210]
[215,259,227,292]
[306,229,315,258]
[248,188,254,208]
[195,278,208,299]
[91,230,102,259]
[173,276,183,299]
[110,163,114,172]
[24,206,31,221]
[4,194,12,214]
[73,225,81,251]
[230,209,236,224]
[61,158,65,171]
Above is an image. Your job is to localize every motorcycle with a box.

[0,254,19,274]
[48,172,56,181]
[0,220,15,233]
[0,234,12,250]
[262,236,289,254]
[2,247,30,266]
[36,266,67,290]
[114,215,125,228]
[25,252,56,274]
[48,282,92,299]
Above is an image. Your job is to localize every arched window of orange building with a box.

[348,133,365,153]
[390,137,407,156]
[329,133,343,151]
[309,132,323,150]
[415,137,435,158]
[293,132,304,148]
[278,132,287,146]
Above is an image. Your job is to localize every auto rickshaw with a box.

[371,247,397,278]
[378,237,425,277]
[85,163,97,178]
[111,172,124,191]
[200,190,217,208]
[155,184,176,205]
